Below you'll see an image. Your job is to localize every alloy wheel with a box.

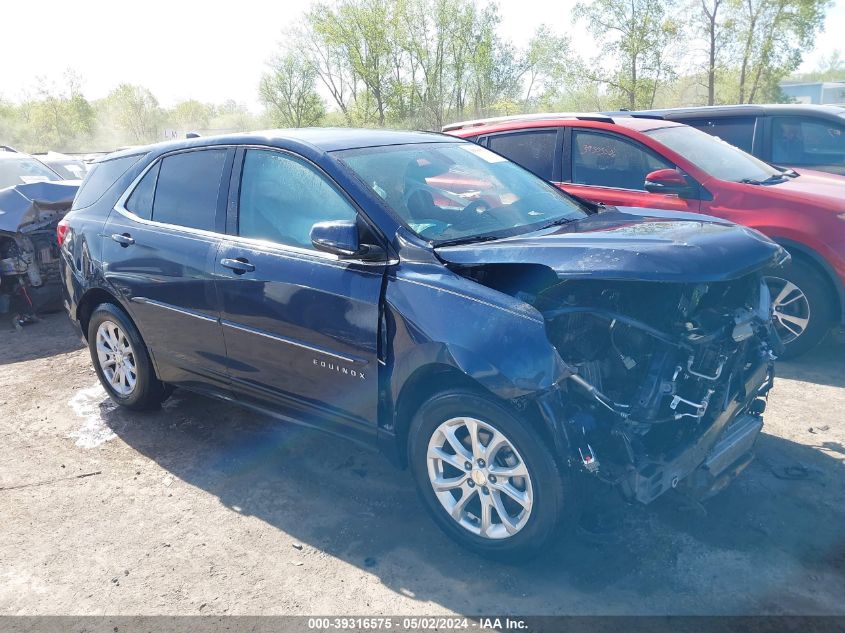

[95,320,138,396]
[765,276,811,345]
[426,416,533,539]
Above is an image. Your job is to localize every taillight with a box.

[56,218,70,247]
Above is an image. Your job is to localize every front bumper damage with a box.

[625,361,772,504]
[528,274,779,506]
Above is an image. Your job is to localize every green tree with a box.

[259,53,326,127]
[730,0,831,103]
[789,49,845,82]
[168,99,213,133]
[522,25,576,108]
[305,0,398,126]
[694,0,734,105]
[575,0,682,109]
[19,72,96,151]
[102,84,162,144]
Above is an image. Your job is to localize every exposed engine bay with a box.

[0,182,77,324]
[458,263,779,504]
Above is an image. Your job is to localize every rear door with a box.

[216,148,386,442]
[104,147,233,388]
[562,128,701,212]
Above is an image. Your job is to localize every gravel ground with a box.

[0,312,843,616]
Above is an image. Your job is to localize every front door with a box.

[216,148,385,441]
[103,147,233,387]
[562,128,702,213]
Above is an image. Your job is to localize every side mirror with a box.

[310,220,385,261]
[644,169,695,198]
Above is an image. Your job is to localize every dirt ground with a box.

[1,312,843,616]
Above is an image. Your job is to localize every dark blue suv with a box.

[59,129,784,559]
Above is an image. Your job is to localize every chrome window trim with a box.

[564,182,653,194]
[114,146,235,240]
[216,233,394,273]
[114,144,396,266]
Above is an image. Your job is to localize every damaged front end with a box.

[0,182,78,321]
[437,209,786,505]
[536,274,778,503]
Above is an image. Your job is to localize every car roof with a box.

[103,128,459,163]
[621,103,845,119]
[0,150,45,161]
[443,113,681,136]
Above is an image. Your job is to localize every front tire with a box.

[766,257,834,358]
[408,389,566,560]
[87,303,169,410]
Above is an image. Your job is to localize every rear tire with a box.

[87,303,169,410]
[408,389,567,560]
[766,257,834,359]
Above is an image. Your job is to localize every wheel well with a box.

[76,288,123,340]
[391,364,557,468]
[783,246,842,322]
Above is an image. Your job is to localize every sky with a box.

[1,0,844,111]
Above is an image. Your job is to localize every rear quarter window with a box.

[73,154,143,209]
[125,161,160,220]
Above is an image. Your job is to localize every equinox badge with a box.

[313,358,365,380]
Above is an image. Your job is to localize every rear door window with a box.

[571,130,672,190]
[771,117,845,167]
[684,117,756,153]
[487,129,558,180]
[152,149,228,232]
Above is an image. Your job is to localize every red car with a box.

[446,113,845,357]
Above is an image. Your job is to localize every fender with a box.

[377,263,573,465]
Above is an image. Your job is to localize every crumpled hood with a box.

[435,208,786,283]
[0,181,78,233]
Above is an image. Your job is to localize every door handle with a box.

[111,233,135,247]
[220,257,255,274]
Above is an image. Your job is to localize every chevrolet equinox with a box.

[60,129,784,559]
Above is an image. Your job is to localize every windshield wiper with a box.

[540,216,578,230]
[739,174,787,185]
[435,234,502,247]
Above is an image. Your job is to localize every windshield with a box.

[646,125,783,184]
[0,157,61,189]
[337,142,587,243]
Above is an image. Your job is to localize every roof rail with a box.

[626,113,665,120]
[442,112,614,132]
[601,111,665,120]
[0,145,18,153]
